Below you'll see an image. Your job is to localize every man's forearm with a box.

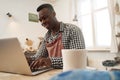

[50,57,63,69]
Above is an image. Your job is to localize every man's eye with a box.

[39,19,42,22]
[42,17,48,20]
[39,17,47,22]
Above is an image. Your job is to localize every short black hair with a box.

[37,4,54,12]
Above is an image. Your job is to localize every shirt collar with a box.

[59,22,64,32]
[48,22,64,33]
[45,22,65,41]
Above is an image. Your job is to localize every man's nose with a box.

[42,23,46,27]
[41,20,45,25]
[41,19,45,24]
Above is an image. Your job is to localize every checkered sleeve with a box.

[33,40,48,59]
[69,26,85,49]
[50,57,63,69]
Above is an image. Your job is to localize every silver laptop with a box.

[0,37,53,75]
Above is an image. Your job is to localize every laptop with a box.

[0,37,53,75]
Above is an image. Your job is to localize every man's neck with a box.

[51,22,60,35]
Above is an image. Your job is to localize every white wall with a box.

[0,0,71,49]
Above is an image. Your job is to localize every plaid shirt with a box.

[34,22,85,68]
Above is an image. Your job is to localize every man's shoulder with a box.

[62,22,80,31]
[62,22,76,27]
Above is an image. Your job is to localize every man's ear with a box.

[53,11,56,16]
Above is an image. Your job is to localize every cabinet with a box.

[116,34,120,52]
[115,0,120,52]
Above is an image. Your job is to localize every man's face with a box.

[38,8,55,30]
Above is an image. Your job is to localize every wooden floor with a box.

[0,69,62,80]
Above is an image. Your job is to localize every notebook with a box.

[0,37,53,75]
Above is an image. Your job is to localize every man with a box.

[30,3,85,69]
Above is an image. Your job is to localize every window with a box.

[77,0,111,50]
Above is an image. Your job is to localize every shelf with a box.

[115,2,120,15]
[116,34,120,37]
[116,33,120,37]
[115,12,120,15]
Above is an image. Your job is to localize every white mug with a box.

[62,49,87,72]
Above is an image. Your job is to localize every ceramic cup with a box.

[62,49,87,72]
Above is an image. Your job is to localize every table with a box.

[0,69,62,80]
[108,64,120,71]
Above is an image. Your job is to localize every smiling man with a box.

[30,3,85,69]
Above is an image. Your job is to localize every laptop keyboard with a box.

[31,66,52,72]
[24,52,53,73]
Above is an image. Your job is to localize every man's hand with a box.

[30,57,52,70]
